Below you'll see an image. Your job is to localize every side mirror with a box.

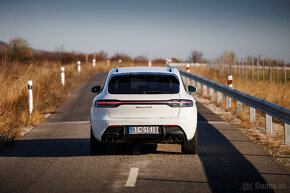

[91,86,102,93]
[187,85,197,93]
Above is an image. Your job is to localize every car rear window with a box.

[108,74,180,94]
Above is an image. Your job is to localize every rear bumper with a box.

[100,125,186,144]
[91,115,197,142]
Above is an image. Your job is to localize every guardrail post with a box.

[203,85,207,96]
[236,101,242,113]
[209,88,214,99]
[187,77,190,86]
[61,67,65,86]
[191,79,195,87]
[250,107,255,122]
[217,92,222,104]
[28,80,33,115]
[265,114,272,133]
[226,96,231,108]
[197,82,201,91]
[285,124,290,145]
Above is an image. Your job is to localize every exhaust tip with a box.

[170,135,176,142]
[176,135,183,142]
[105,135,118,143]
[105,135,112,143]
[112,135,118,142]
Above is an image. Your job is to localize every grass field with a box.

[181,66,290,161]
[0,61,110,147]
[185,66,290,109]
[0,60,162,148]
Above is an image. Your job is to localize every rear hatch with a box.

[106,73,181,118]
[107,94,181,118]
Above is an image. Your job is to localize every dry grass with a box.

[185,66,290,108]
[0,60,162,148]
[0,61,111,147]
[182,66,290,166]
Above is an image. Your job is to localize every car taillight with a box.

[167,99,193,107]
[94,99,193,108]
[94,100,120,108]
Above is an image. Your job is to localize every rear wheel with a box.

[90,128,107,155]
[182,131,197,154]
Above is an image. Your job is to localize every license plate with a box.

[129,126,159,134]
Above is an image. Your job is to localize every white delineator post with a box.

[118,59,122,66]
[28,80,33,115]
[186,64,190,72]
[61,67,65,86]
[107,60,110,66]
[92,59,96,67]
[226,75,232,108]
[148,60,152,67]
[77,61,81,73]
[228,75,233,88]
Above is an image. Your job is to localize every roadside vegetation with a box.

[185,66,290,109]
[181,64,290,166]
[175,49,290,165]
[0,38,164,149]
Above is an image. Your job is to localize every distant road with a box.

[0,72,289,193]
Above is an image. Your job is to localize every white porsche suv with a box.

[90,66,198,154]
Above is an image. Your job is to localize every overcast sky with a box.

[0,0,289,62]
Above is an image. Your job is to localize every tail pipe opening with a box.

[169,134,184,142]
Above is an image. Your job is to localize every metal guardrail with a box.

[179,69,290,124]
[169,65,290,145]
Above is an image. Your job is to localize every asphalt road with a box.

[1,72,289,193]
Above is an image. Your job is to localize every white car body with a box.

[90,66,197,153]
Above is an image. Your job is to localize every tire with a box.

[182,131,197,154]
[90,128,107,155]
